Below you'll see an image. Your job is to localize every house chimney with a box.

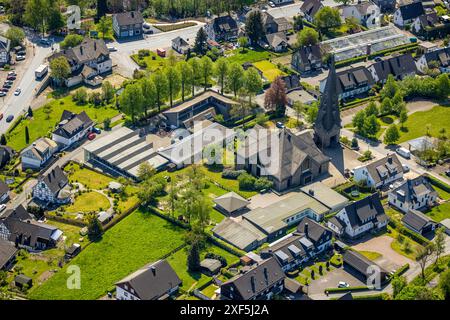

[308,189,314,196]
[263,267,269,285]
[304,223,309,236]
[131,11,135,18]
[80,46,83,55]
[250,276,256,292]
[94,41,97,51]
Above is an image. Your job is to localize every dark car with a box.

[6,75,16,81]
[92,127,101,134]
[3,84,11,89]
[276,122,285,129]
[445,170,450,177]
[6,115,14,123]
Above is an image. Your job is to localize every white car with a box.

[402,164,410,172]
[338,281,350,288]
[0,204,6,212]
[269,1,276,7]
[107,46,117,52]
[16,55,25,61]
[14,88,21,96]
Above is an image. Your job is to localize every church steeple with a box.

[314,55,341,148]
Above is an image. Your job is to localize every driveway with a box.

[351,235,413,272]
[307,267,366,295]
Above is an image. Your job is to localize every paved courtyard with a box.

[307,267,366,295]
[351,235,413,272]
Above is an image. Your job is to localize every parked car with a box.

[92,127,101,134]
[14,88,21,96]
[3,83,11,89]
[107,46,117,52]
[87,133,96,140]
[0,204,6,212]
[276,121,285,129]
[6,75,16,81]
[373,56,382,62]
[338,281,350,288]
[5,80,13,85]
[0,113,3,120]
[402,164,410,172]
[7,71,17,77]
[396,147,411,159]
[269,1,275,7]
[6,115,14,123]
[40,38,51,45]
[445,170,450,177]
[0,92,5,97]
[16,55,25,61]
[16,50,26,56]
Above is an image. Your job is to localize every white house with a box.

[416,47,450,74]
[171,36,190,54]
[394,1,424,27]
[21,138,58,170]
[52,110,93,148]
[115,259,181,300]
[327,193,389,238]
[388,175,438,213]
[340,1,380,28]
[353,154,404,189]
[32,166,71,206]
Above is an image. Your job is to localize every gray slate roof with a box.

[301,0,323,17]
[364,154,403,186]
[336,66,375,94]
[53,110,93,139]
[50,38,109,67]
[116,259,182,300]
[221,257,285,300]
[114,11,144,26]
[342,193,387,229]
[297,217,332,244]
[402,209,435,231]
[424,47,450,68]
[391,175,438,208]
[398,1,424,20]
[39,166,68,195]
[370,53,417,82]
[0,238,18,269]
[343,249,388,277]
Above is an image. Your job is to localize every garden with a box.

[5,95,119,151]
[131,49,168,72]
[253,60,287,82]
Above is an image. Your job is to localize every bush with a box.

[325,286,369,293]
[221,169,246,180]
[238,173,256,190]
[254,177,273,191]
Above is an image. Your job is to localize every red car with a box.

[87,133,96,140]
[0,113,3,121]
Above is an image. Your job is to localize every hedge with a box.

[352,293,388,300]
[391,263,410,278]
[325,286,370,293]
[426,174,450,193]
[388,218,430,246]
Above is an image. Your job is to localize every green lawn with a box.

[253,60,286,82]
[432,184,450,201]
[425,202,450,222]
[358,250,382,261]
[29,209,186,300]
[225,48,275,65]
[6,96,119,151]
[201,284,219,298]
[166,242,239,291]
[116,185,140,213]
[131,51,167,72]
[398,105,450,143]
[65,191,111,214]
[65,162,115,190]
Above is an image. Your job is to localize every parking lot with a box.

[307,267,366,295]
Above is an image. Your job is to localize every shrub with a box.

[254,177,273,191]
[238,173,256,190]
[221,169,246,180]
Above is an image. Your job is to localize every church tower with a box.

[314,56,341,148]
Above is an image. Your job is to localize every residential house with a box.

[296,217,333,253]
[343,250,389,283]
[372,0,396,13]
[0,239,18,270]
[32,166,71,206]
[262,12,292,34]
[394,1,425,27]
[112,11,144,39]
[171,36,190,54]
[115,259,182,300]
[220,257,285,300]
[291,45,322,74]
[368,53,417,83]
[353,154,404,189]
[416,47,450,74]
[413,12,450,39]
[321,66,375,100]
[388,175,438,213]
[0,35,11,66]
[0,205,63,251]
[0,145,14,169]
[21,137,58,170]
[402,209,437,235]
[300,182,350,213]
[340,1,380,28]
[300,0,323,23]
[0,180,10,204]
[327,193,389,238]
[272,0,294,5]
[52,110,94,148]
[205,15,239,42]
[48,38,112,87]
[280,74,301,91]
[260,32,288,52]
[236,126,330,192]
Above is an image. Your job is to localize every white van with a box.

[396,147,411,159]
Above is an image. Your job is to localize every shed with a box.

[15,274,32,288]
[108,181,123,193]
[284,277,302,293]
[439,218,450,236]
[200,258,222,275]
[65,243,81,259]
[213,192,250,215]
[97,211,113,225]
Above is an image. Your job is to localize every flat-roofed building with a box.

[300,181,350,213]
[83,127,169,180]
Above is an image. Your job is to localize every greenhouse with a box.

[321,26,411,61]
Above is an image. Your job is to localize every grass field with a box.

[154,22,197,32]
[29,209,186,300]
[65,191,111,213]
[358,250,382,261]
[131,51,167,72]
[64,162,114,190]
[398,105,450,143]
[6,96,119,151]
[225,48,274,65]
[253,60,286,82]
[425,202,450,222]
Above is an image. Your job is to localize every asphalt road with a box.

[0,31,56,135]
